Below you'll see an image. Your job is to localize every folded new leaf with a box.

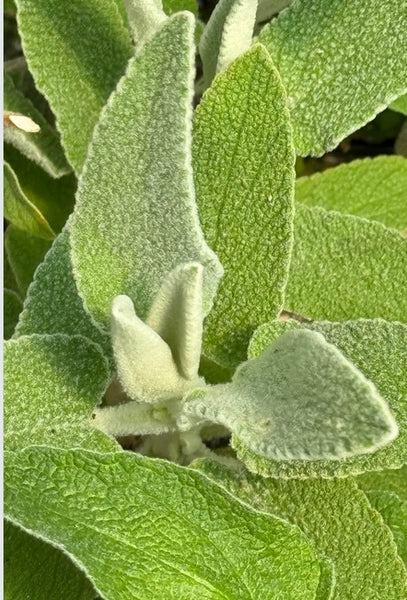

[185,329,397,462]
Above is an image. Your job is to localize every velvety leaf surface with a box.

[259,0,407,155]
[295,156,407,231]
[4,334,116,452]
[193,45,295,366]
[4,72,70,178]
[284,204,407,323]
[16,227,111,360]
[195,459,407,599]
[4,289,23,340]
[247,319,407,477]
[186,329,396,463]
[71,14,222,329]
[199,0,258,87]
[5,225,51,295]
[4,520,96,600]
[4,161,55,239]
[123,0,166,47]
[15,0,132,173]
[5,447,320,600]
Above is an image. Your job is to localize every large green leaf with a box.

[4,289,23,340]
[71,14,222,330]
[284,204,407,323]
[295,156,407,231]
[16,227,110,360]
[259,0,407,155]
[193,45,295,366]
[15,0,132,173]
[248,319,407,478]
[4,72,70,178]
[199,0,258,87]
[186,328,396,464]
[5,447,320,600]
[195,459,407,599]
[4,520,95,600]
[4,334,116,452]
[5,225,51,295]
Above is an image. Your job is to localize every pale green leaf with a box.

[256,0,292,24]
[285,204,407,323]
[4,161,55,239]
[15,227,111,360]
[71,14,222,330]
[4,289,23,340]
[199,0,258,87]
[4,334,116,452]
[5,447,320,600]
[248,319,407,477]
[4,520,95,600]
[295,156,407,232]
[193,44,295,366]
[123,0,166,47]
[5,225,51,295]
[15,0,132,173]
[194,459,407,599]
[259,0,407,155]
[4,73,70,178]
[392,94,407,116]
[186,328,397,463]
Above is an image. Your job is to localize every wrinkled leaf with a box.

[15,0,132,173]
[248,319,407,477]
[5,225,51,295]
[195,459,407,599]
[71,14,222,330]
[5,447,320,600]
[4,520,96,600]
[193,45,295,366]
[259,0,407,155]
[4,289,23,340]
[295,156,407,231]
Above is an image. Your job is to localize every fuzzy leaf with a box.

[15,227,111,360]
[4,334,116,452]
[199,0,258,87]
[4,161,55,239]
[193,45,295,366]
[123,0,166,47]
[4,520,96,600]
[256,0,292,24]
[186,328,397,463]
[71,14,222,331]
[5,447,320,600]
[15,0,132,173]
[195,459,407,599]
[248,319,407,477]
[3,73,70,178]
[285,204,407,323]
[295,156,407,232]
[259,0,407,155]
[4,289,23,340]
[5,225,51,296]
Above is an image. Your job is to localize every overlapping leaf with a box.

[259,0,407,155]
[71,14,222,330]
[123,0,166,47]
[15,0,132,173]
[193,45,295,367]
[5,226,51,295]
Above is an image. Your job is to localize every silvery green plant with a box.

[3,0,407,597]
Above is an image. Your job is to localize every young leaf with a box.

[295,156,407,232]
[3,73,70,178]
[4,334,116,452]
[71,14,222,329]
[4,289,23,340]
[248,319,407,477]
[199,0,258,88]
[15,0,132,173]
[5,225,51,295]
[285,204,407,323]
[4,520,96,600]
[194,459,407,599]
[15,227,111,361]
[185,329,397,463]
[5,447,321,600]
[259,0,407,155]
[193,44,295,366]
[4,161,55,239]
[123,0,166,47]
